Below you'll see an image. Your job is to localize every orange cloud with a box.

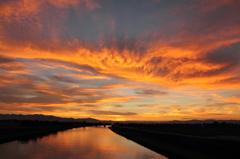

[0,62,29,74]
[73,74,110,80]
[1,0,240,120]
[89,110,137,116]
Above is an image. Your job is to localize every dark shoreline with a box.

[0,125,80,144]
[109,126,240,159]
[0,119,112,144]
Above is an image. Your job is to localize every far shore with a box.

[0,125,80,144]
[0,120,110,144]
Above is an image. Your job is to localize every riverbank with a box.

[0,125,79,144]
[109,126,240,159]
[0,119,112,144]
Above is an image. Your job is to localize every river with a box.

[0,126,167,159]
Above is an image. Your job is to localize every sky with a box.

[0,0,240,121]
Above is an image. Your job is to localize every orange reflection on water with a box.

[0,127,168,159]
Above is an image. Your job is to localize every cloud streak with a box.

[89,110,137,116]
[135,89,168,96]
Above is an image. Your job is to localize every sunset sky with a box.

[0,0,240,121]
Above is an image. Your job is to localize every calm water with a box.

[0,126,167,159]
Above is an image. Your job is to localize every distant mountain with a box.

[110,119,240,124]
[1,114,239,124]
[166,119,240,124]
[0,114,100,123]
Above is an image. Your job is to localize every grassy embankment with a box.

[109,123,240,159]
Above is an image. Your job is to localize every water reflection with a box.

[0,126,167,159]
[18,131,59,144]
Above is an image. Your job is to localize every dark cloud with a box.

[75,104,102,108]
[63,88,97,96]
[231,94,240,99]
[0,84,110,107]
[38,59,100,74]
[0,2,98,54]
[0,56,28,72]
[206,102,239,107]
[0,104,20,112]
[65,8,112,43]
[113,104,123,107]
[215,77,240,85]
[203,42,240,65]
[0,55,14,63]
[34,106,82,112]
[38,58,134,82]
[48,74,78,84]
[135,89,168,96]
[197,113,228,116]
[169,0,240,46]
[138,104,158,108]
[1,5,62,48]
[205,98,215,102]
[0,74,15,81]
[190,42,240,78]
[0,71,132,108]
[89,110,137,116]
[33,106,66,112]
[0,86,65,104]
[167,43,240,80]
[158,111,167,114]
